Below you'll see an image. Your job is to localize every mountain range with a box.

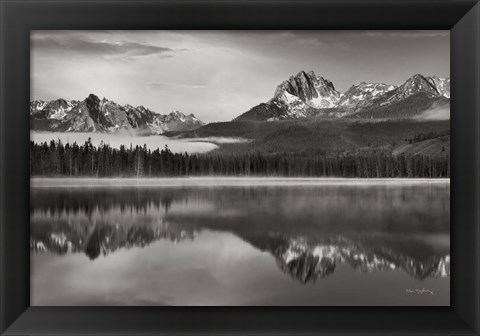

[30,71,450,134]
[30,93,204,134]
[235,71,450,121]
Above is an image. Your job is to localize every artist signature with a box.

[406,288,434,295]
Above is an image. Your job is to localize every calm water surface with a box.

[30,178,450,306]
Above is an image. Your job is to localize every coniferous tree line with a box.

[406,130,450,144]
[30,139,450,178]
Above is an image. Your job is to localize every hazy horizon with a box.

[31,30,450,123]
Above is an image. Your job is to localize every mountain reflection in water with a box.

[31,182,450,305]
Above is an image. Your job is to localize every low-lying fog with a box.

[417,101,450,120]
[31,177,451,188]
[30,132,235,154]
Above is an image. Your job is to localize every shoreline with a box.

[31,176,451,188]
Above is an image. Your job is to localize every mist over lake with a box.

[31,132,219,153]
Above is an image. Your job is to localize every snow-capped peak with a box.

[273,70,341,115]
[30,98,77,120]
[30,95,205,134]
[427,76,450,98]
[337,82,397,109]
[383,74,450,106]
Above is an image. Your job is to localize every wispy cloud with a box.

[274,31,351,50]
[186,137,251,144]
[147,82,207,89]
[295,37,350,49]
[360,31,449,38]
[32,35,174,58]
[417,100,450,120]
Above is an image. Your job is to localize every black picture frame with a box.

[1,0,479,335]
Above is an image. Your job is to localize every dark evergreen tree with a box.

[30,140,450,178]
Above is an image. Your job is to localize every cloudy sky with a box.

[31,30,449,122]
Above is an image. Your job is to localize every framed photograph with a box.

[1,0,479,335]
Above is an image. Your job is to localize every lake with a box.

[30,178,450,306]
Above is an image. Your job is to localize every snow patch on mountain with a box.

[427,76,450,98]
[337,82,397,110]
[30,94,205,134]
[274,70,341,112]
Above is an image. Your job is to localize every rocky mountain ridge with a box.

[30,94,204,134]
[235,71,450,121]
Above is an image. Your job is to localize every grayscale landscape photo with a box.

[30,30,450,306]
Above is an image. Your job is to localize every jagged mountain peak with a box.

[271,70,341,114]
[274,70,338,102]
[411,73,427,80]
[291,70,328,85]
[235,71,450,122]
[168,110,199,119]
[86,93,100,103]
[337,82,397,111]
[426,75,450,98]
[30,98,77,120]
[288,70,314,80]
[383,73,449,105]
[30,95,205,134]
[233,70,343,121]
[403,74,437,91]
[405,73,436,87]
[162,110,204,128]
[355,81,394,88]
[170,109,184,115]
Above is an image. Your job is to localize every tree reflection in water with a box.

[31,184,450,283]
